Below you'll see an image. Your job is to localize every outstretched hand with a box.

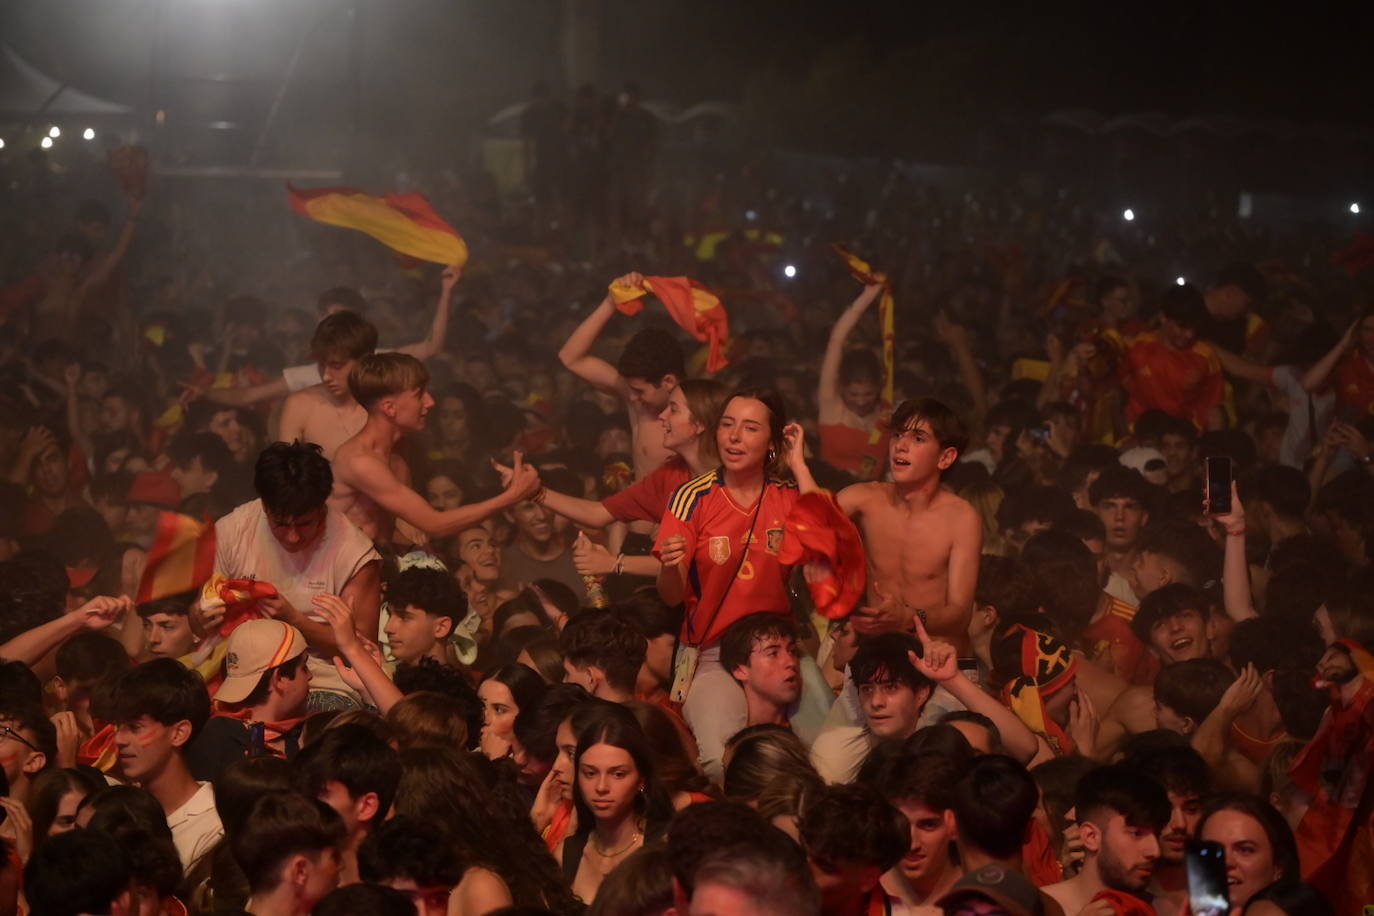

[781,421,807,470]
[611,271,646,290]
[1219,663,1264,715]
[72,595,132,631]
[493,451,542,503]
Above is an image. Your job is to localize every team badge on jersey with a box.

[766,528,784,554]
[709,536,732,565]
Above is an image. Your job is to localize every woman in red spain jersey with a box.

[654,386,823,778]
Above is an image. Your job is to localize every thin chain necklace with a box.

[590,819,643,859]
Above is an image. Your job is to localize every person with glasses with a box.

[0,676,56,805]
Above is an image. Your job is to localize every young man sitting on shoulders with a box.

[720,612,804,731]
[329,352,539,545]
[839,398,982,653]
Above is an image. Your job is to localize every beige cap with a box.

[215,619,308,704]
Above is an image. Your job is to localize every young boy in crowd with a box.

[277,311,378,460]
[382,564,467,668]
[721,612,804,730]
[558,272,686,478]
[560,607,646,702]
[108,657,222,872]
[292,723,401,887]
[1088,465,1152,606]
[136,591,200,661]
[871,751,963,908]
[798,784,909,916]
[328,352,540,544]
[839,398,982,652]
[214,441,380,710]
[231,791,345,916]
[358,817,464,916]
[187,619,312,784]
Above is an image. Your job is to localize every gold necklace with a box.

[590,821,643,859]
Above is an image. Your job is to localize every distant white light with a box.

[40,136,53,149]
[783,264,797,279]
[0,138,5,149]
[1176,276,1186,286]
[48,126,60,138]
[82,127,95,141]
[745,209,758,221]
[1123,208,1135,222]
[1353,203,1362,215]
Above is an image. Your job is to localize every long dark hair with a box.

[716,386,789,478]
[391,748,581,915]
[571,706,674,835]
[483,662,548,716]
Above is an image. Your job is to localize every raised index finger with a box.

[912,614,932,645]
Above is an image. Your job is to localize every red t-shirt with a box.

[1081,596,1158,687]
[1123,332,1224,428]
[654,469,798,647]
[601,457,693,523]
[1334,350,1374,417]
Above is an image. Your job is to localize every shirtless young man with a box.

[196,267,459,412]
[838,397,983,655]
[276,309,376,461]
[557,271,685,478]
[329,352,539,543]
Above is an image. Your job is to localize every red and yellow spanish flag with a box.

[136,512,216,604]
[832,245,895,409]
[777,492,867,619]
[287,184,468,267]
[609,276,731,372]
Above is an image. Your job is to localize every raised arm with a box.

[1214,483,1258,623]
[1302,321,1356,393]
[395,264,459,362]
[557,274,639,398]
[311,593,404,714]
[0,596,130,666]
[77,197,143,297]
[63,364,94,463]
[818,284,884,423]
[909,619,1040,765]
[340,451,541,538]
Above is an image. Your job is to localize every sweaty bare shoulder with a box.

[837,481,882,516]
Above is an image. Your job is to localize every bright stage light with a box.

[83,128,95,140]
[1353,203,1362,215]
[1176,277,1186,286]
[1123,208,1135,222]
[48,126,60,138]
[783,264,797,279]
[40,136,53,149]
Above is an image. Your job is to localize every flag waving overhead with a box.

[287,184,468,267]
[608,276,731,372]
[832,245,896,409]
[137,512,216,604]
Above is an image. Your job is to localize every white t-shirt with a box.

[214,499,380,699]
[168,781,223,873]
[1272,364,1335,470]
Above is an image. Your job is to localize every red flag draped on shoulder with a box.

[136,512,216,604]
[608,276,731,372]
[832,245,895,409]
[287,184,468,267]
[777,492,866,619]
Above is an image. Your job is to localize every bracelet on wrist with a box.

[1226,527,1246,537]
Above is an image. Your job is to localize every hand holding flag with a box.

[832,244,896,408]
[608,273,731,372]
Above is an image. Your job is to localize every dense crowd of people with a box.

[0,90,1372,916]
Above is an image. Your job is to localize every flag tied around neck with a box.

[608,276,731,372]
[832,245,895,409]
[287,184,468,267]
